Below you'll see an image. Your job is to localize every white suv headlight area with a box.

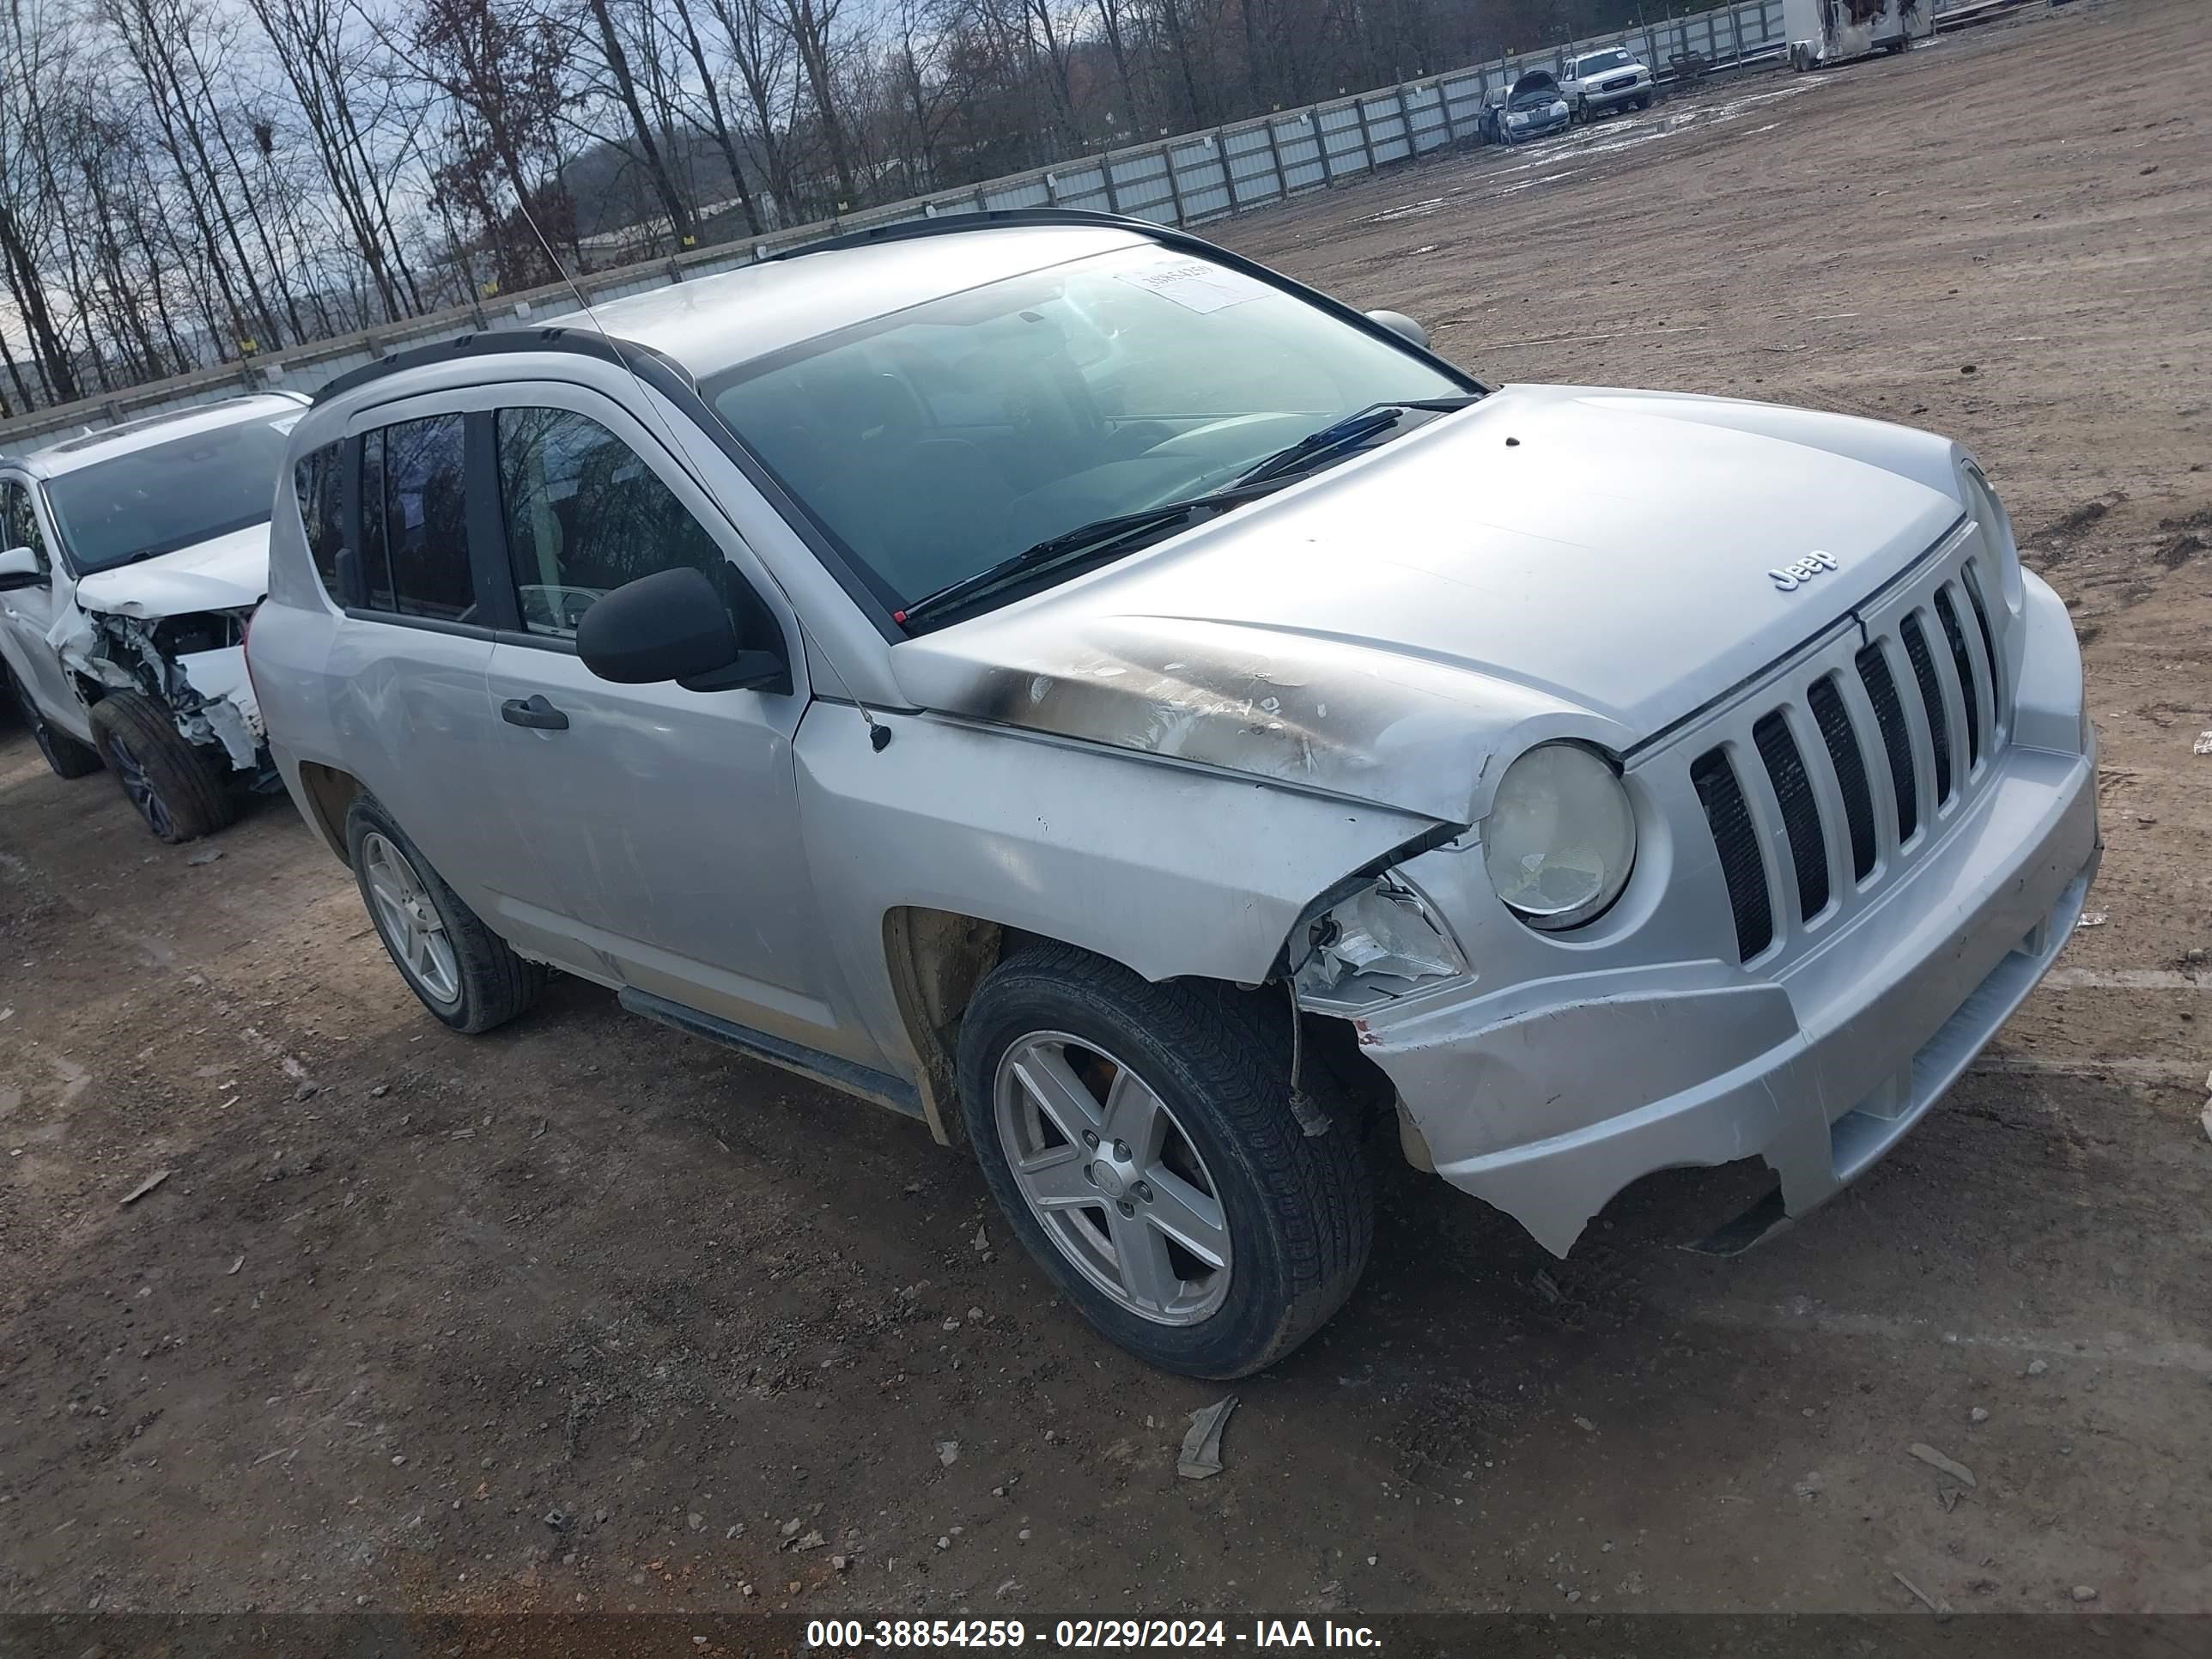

[1482,742,1637,931]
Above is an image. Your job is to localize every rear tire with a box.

[344,794,544,1034]
[9,669,101,780]
[88,690,232,841]
[958,944,1372,1378]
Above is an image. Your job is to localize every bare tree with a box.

[0,0,86,402]
[580,0,697,245]
[778,0,860,210]
[404,0,574,290]
[702,0,799,222]
[247,0,424,324]
[665,0,764,234]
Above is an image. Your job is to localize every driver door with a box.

[477,388,873,1066]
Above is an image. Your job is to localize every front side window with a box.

[360,416,473,623]
[294,442,345,595]
[0,479,48,569]
[42,411,299,574]
[703,244,1467,609]
[495,408,729,639]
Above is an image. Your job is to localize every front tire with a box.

[10,669,102,780]
[345,795,544,1034]
[958,944,1372,1378]
[88,690,233,841]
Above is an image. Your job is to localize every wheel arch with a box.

[294,761,365,865]
[802,712,1450,1144]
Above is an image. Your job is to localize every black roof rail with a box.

[311,326,692,406]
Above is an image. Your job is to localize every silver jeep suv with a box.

[252,211,2098,1377]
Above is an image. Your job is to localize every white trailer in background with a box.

[1783,0,1934,67]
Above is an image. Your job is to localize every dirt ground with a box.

[3,0,2209,1630]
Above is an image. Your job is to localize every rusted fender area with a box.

[792,698,1444,1068]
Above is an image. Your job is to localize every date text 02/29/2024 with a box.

[803,1619,1383,1650]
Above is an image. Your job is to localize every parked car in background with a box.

[0,394,305,842]
[1476,86,1512,144]
[1785,0,1932,67]
[1492,70,1573,144]
[1561,46,1656,119]
[252,210,2097,1379]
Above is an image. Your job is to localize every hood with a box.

[1509,70,1563,103]
[70,523,270,619]
[891,386,1967,826]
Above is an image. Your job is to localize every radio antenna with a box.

[508,198,892,752]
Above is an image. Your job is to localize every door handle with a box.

[501,694,569,731]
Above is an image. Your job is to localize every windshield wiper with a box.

[897,478,1289,629]
[1233,395,1481,489]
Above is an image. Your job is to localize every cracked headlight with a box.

[1291,877,1467,999]
[1960,459,2022,613]
[1483,742,1636,931]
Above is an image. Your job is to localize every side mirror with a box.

[576,565,789,695]
[1365,309,1431,351]
[0,544,44,591]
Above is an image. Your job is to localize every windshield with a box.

[1578,50,1632,73]
[45,413,298,574]
[703,246,1468,609]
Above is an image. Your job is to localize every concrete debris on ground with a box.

[936,1440,959,1467]
[1894,1571,1953,1620]
[1178,1395,1238,1480]
[1908,1443,1976,1488]
[119,1169,172,1206]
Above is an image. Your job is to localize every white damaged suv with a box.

[251,213,2098,1377]
[1,395,305,841]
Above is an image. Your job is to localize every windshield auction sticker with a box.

[1115,258,1267,314]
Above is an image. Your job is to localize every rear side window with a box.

[495,407,726,639]
[294,443,344,595]
[1,479,48,569]
[360,416,473,623]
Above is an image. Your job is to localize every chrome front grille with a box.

[1686,546,2010,966]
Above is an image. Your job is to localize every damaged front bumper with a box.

[50,603,269,773]
[1359,738,2100,1256]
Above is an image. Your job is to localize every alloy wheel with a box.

[106,734,173,839]
[361,830,461,1006]
[994,1031,1233,1325]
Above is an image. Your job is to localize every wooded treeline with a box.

[0,0,1714,414]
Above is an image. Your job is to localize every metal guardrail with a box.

[0,0,2013,455]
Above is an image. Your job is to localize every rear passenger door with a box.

[477,389,865,1062]
[322,402,521,928]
